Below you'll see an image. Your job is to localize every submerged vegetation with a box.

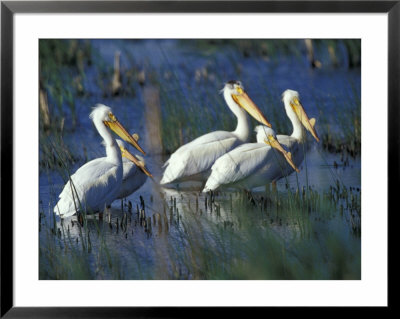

[39,39,361,280]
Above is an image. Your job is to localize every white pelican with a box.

[114,139,152,200]
[160,80,272,185]
[53,104,145,218]
[202,90,319,192]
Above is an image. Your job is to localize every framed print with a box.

[1,0,395,317]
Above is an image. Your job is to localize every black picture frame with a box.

[1,0,395,317]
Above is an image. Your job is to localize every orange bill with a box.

[232,91,272,127]
[119,146,153,177]
[290,98,320,142]
[265,135,300,173]
[104,113,146,155]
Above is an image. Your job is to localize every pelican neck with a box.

[93,118,122,165]
[224,91,250,142]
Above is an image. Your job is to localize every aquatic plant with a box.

[39,39,361,280]
[40,180,360,280]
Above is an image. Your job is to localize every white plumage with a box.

[114,139,150,200]
[160,80,272,185]
[53,104,145,217]
[203,90,319,191]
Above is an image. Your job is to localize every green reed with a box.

[40,178,360,280]
[39,39,361,280]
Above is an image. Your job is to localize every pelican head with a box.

[91,104,146,154]
[116,139,152,177]
[254,125,300,173]
[222,80,272,127]
[254,125,276,143]
[282,90,319,142]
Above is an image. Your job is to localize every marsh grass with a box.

[39,39,361,159]
[185,39,360,68]
[314,82,361,158]
[39,40,93,131]
[39,39,361,280]
[155,40,361,160]
[40,171,124,279]
[40,179,360,280]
